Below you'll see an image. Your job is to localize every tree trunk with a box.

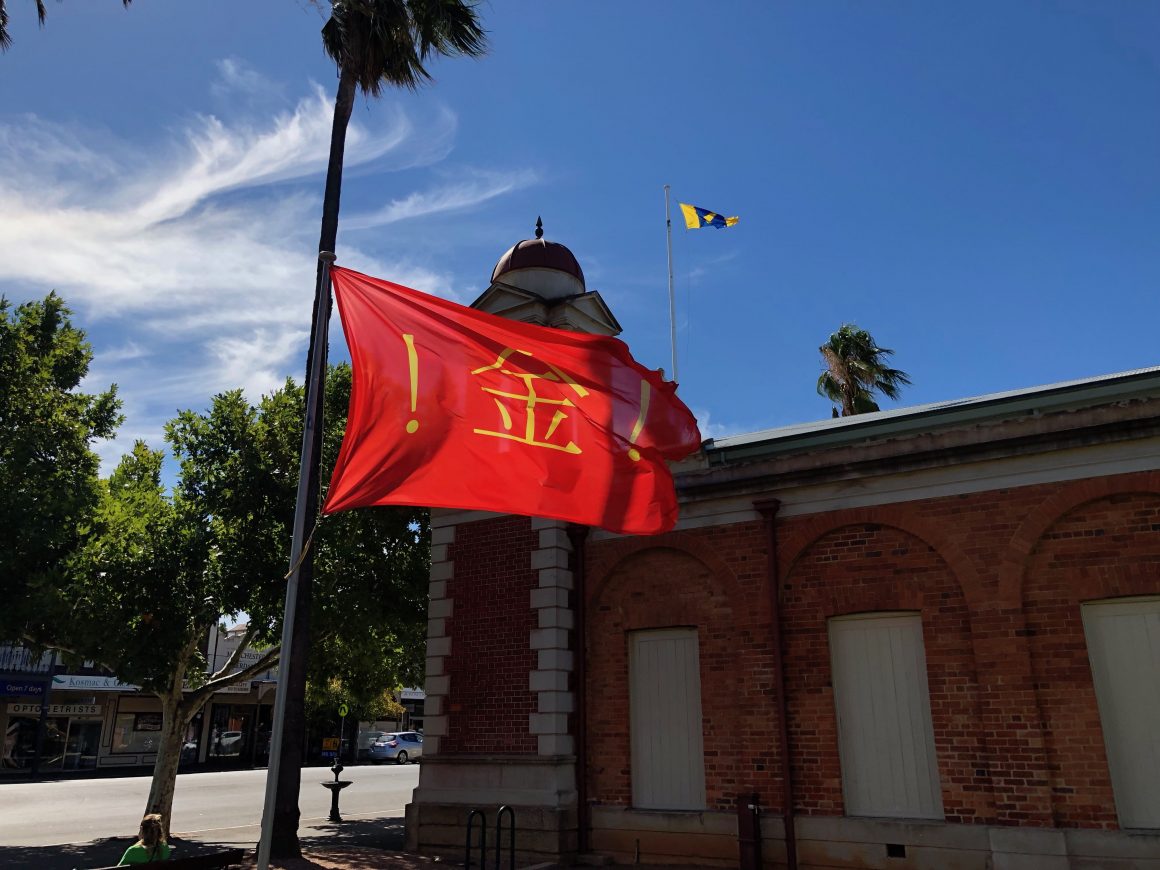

[142,639,213,840]
[144,692,187,839]
[269,66,357,860]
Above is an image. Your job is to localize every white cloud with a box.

[344,168,538,230]
[690,407,760,441]
[212,58,283,103]
[686,249,741,283]
[98,340,148,363]
[0,75,534,472]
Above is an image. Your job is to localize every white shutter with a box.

[1081,597,1160,829]
[629,628,706,810]
[829,612,944,820]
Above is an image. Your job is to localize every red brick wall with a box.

[1022,491,1160,828]
[585,524,776,812]
[442,515,538,754]
[582,470,1160,831]
[780,523,990,823]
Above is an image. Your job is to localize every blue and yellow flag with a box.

[679,202,739,230]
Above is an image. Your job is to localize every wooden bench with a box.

[85,847,247,869]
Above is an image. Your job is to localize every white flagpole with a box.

[664,184,678,383]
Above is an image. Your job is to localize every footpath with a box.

[240,845,447,868]
[245,847,650,870]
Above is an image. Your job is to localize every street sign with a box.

[321,737,339,751]
[338,703,349,718]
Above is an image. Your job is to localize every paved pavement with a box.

[0,764,420,869]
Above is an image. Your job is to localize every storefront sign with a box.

[8,703,100,716]
[214,682,253,695]
[179,676,253,694]
[134,712,163,732]
[2,679,46,698]
[52,674,137,691]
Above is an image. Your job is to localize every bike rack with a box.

[464,806,516,869]
[465,808,486,869]
[496,805,516,870]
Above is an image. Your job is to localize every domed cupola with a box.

[490,217,585,300]
[472,218,621,337]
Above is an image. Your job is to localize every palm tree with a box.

[0,0,131,50]
[817,323,911,417]
[266,1,485,860]
[314,0,485,256]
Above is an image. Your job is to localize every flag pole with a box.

[664,184,678,383]
[255,250,336,870]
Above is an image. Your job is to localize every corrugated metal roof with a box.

[704,365,1160,460]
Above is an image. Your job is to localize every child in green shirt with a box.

[118,813,171,864]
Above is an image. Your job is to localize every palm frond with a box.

[817,322,910,417]
[816,371,843,403]
[410,0,486,59]
[322,0,486,97]
[1,0,130,51]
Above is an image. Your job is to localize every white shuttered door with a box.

[829,612,944,820]
[629,628,706,810]
[1081,597,1160,829]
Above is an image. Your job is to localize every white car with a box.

[355,730,387,761]
[368,732,423,764]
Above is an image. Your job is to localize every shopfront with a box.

[204,689,273,767]
[101,693,196,768]
[4,702,103,771]
[2,677,47,771]
[1,656,278,773]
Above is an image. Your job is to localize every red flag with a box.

[323,266,702,534]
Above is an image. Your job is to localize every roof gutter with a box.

[705,369,1160,467]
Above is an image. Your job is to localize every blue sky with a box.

[1,1,1158,471]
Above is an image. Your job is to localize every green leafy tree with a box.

[267,2,486,857]
[11,350,425,835]
[0,294,120,643]
[0,0,130,50]
[817,323,912,417]
[166,365,428,836]
[63,442,280,834]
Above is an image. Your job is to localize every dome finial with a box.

[535,216,544,240]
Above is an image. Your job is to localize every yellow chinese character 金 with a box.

[471,348,589,454]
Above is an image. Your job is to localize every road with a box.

[0,763,419,868]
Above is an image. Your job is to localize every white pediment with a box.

[473,282,621,337]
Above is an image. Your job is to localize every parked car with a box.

[367,731,422,764]
[355,730,387,761]
[217,731,243,756]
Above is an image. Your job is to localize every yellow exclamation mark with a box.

[627,380,651,461]
[404,334,419,434]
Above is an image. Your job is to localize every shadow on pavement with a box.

[301,814,406,851]
[0,836,132,870]
[0,817,408,869]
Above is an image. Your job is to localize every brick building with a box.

[405,231,1160,868]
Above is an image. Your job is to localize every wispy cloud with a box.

[690,407,761,441]
[686,249,741,283]
[0,75,534,471]
[344,168,538,230]
[212,58,285,104]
